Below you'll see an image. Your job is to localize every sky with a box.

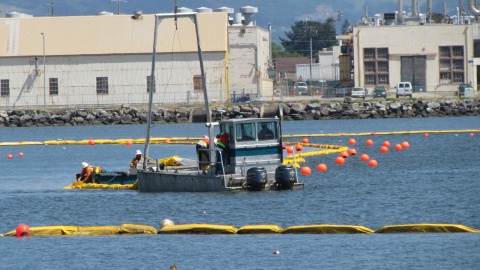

[0,0,472,43]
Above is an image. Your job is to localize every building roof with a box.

[0,12,228,58]
[274,57,310,73]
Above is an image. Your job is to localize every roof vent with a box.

[97,11,114,16]
[6,12,33,18]
[240,6,258,26]
[177,7,193,13]
[196,7,212,13]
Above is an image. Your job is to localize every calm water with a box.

[1,117,480,269]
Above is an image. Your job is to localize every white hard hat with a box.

[136,150,142,155]
[81,162,88,168]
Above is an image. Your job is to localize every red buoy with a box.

[424,133,429,138]
[470,133,474,137]
[282,142,286,149]
[302,138,309,143]
[348,138,356,145]
[273,250,280,255]
[394,144,403,151]
[125,140,133,146]
[366,139,374,146]
[335,156,345,165]
[16,224,30,237]
[401,141,410,149]
[301,166,312,175]
[88,140,95,146]
[7,154,13,159]
[296,144,303,152]
[348,149,357,156]
[360,154,370,161]
[286,146,294,154]
[164,139,171,143]
[383,141,391,147]
[317,163,327,172]
[380,146,389,153]
[368,160,378,167]
[371,132,376,136]
[18,152,24,157]
[339,151,348,158]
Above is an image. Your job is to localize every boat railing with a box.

[197,148,226,180]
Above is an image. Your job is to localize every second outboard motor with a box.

[274,165,296,190]
[246,167,267,191]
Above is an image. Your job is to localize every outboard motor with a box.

[274,165,296,190]
[246,167,267,191]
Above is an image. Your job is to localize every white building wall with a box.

[228,26,272,99]
[354,24,473,93]
[0,53,226,108]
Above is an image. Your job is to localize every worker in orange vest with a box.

[196,136,212,171]
[78,162,102,183]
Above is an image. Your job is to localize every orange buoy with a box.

[401,141,410,149]
[348,148,357,156]
[368,159,378,167]
[424,133,429,138]
[286,146,294,154]
[317,163,328,172]
[164,139,171,143]
[339,151,348,158]
[335,156,345,165]
[7,154,13,159]
[302,138,309,143]
[394,144,403,151]
[125,140,133,146]
[296,144,303,152]
[282,142,286,149]
[380,146,389,153]
[16,224,30,237]
[383,141,391,147]
[470,133,474,137]
[366,139,374,146]
[337,132,342,135]
[348,138,356,145]
[88,140,95,146]
[301,166,312,175]
[371,132,376,136]
[18,152,24,157]
[360,154,370,161]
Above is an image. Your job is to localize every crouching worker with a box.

[78,162,102,183]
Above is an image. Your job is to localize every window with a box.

[1,79,9,96]
[49,78,58,95]
[235,123,256,142]
[364,62,375,73]
[364,48,389,86]
[96,77,109,94]
[193,75,203,93]
[147,76,155,93]
[258,122,277,140]
[364,48,375,59]
[439,46,464,84]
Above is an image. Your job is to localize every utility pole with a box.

[111,0,127,15]
[41,33,46,109]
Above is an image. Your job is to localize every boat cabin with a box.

[215,118,283,176]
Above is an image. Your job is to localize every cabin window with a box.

[258,122,277,140]
[49,78,58,95]
[147,76,155,93]
[96,77,109,94]
[236,123,256,142]
[1,79,9,96]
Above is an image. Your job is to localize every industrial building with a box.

[339,0,480,97]
[0,6,272,108]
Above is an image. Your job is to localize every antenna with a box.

[44,1,54,16]
[111,0,127,15]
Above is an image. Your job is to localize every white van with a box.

[396,82,413,98]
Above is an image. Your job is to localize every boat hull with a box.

[137,170,229,192]
[76,173,137,185]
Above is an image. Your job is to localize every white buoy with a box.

[160,219,174,228]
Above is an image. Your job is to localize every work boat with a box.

[137,117,304,192]
[136,11,303,192]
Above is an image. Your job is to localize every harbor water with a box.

[1,116,479,269]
